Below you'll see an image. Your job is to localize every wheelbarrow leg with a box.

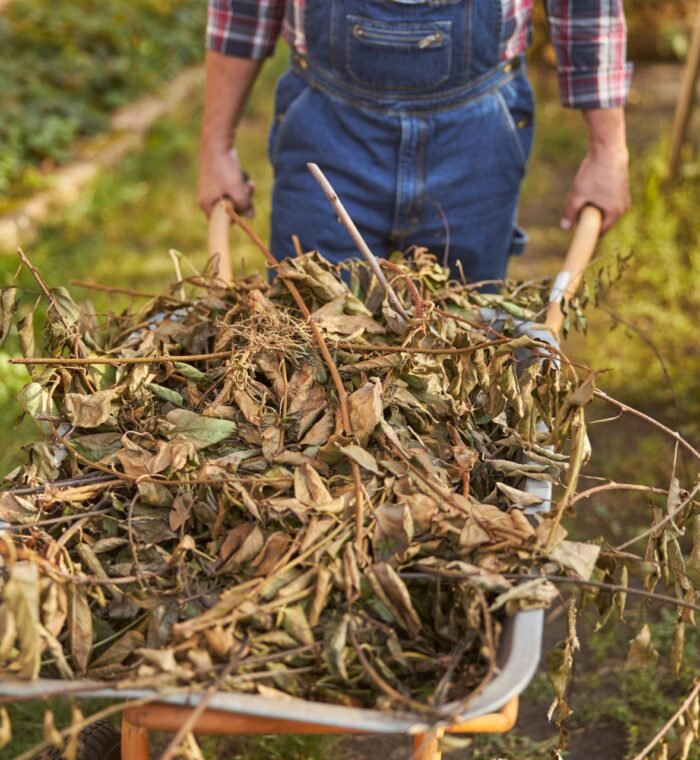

[412,729,443,760]
[121,712,149,760]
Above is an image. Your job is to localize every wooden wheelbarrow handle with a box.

[208,199,234,285]
[544,205,603,335]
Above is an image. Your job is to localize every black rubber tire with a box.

[37,719,121,760]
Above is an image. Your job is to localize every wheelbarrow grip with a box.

[208,199,234,285]
[544,205,603,335]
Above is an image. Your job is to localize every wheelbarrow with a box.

[0,203,602,760]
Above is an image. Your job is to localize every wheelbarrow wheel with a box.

[38,719,121,760]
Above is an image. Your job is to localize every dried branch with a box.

[404,570,700,614]
[616,480,700,551]
[8,351,233,366]
[571,481,668,505]
[306,163,409,320]
[71,280,187,304]
[379,259,425,319]
[630,680,700,760]
[595,389,700,462]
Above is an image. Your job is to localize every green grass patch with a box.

[0,0,205,201]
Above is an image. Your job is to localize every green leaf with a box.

[16,381,58,421]
[69,432,122,461]
[148,383,184,407]
[164,409,237,450]
[173,362,205,381]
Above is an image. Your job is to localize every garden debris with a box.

[0,248,617,720]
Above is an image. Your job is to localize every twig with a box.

[18,249,74,339]
[3,506,115,530]
[530,574,700,613]
[630,680,700,760]
[223,201,366,554]
[10,339,516,366]
[4,472,119,495]
[160,642,247,760]
[545,409,586,549]
[333,339,508,355]
[404,570,700,614]
[378,259,425,318]
[306,163,409,320]
[571,482,668,506]
[168,249,186,301]
[9,350,233,366]
[291,235,304,258]
[616,480,700,551]
[595,389,700,462]
[71,280,188,304]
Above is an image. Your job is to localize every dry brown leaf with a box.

[68,584,93,675]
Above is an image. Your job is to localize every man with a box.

[198,0,631,282]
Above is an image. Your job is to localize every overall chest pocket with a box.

[345,15,452,91]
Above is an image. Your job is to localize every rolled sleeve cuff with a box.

[206,30,277,60]
[558,63,634,110]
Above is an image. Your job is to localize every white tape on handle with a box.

[549,271,572,304]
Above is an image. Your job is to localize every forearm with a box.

[582,108,629,161]
[198,51,263,215]
[201,50,263,154]
[561,107,630,233]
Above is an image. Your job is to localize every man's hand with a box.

[561,107,630,235]
[198,146,254,217]
[198,51,263,217]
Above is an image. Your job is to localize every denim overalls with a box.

[269,0,534,283]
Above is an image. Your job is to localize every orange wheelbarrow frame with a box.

[121,695,519,760]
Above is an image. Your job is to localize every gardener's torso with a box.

[277,0,531,66]
[270,0,534,282]
[292,0,519,111]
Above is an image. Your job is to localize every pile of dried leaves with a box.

[0,244,593,708]
[0,223,697,758]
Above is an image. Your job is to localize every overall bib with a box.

[269,0,534,284]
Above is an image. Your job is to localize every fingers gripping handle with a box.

[208,199,233,285]
[545,205,603,335]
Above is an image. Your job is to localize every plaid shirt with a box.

[207,0,632,109]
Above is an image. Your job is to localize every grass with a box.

[0,0,205,202]
[2,42,699,759]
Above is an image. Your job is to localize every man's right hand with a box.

[198,145,254,217]
[198,51,264,217]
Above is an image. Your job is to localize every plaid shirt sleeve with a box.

[206,0,285,60]
[545,0,633,110]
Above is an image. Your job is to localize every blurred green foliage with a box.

[0,0,205,200]
[581,150,700,428]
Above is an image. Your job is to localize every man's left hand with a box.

[561,107,630,235]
